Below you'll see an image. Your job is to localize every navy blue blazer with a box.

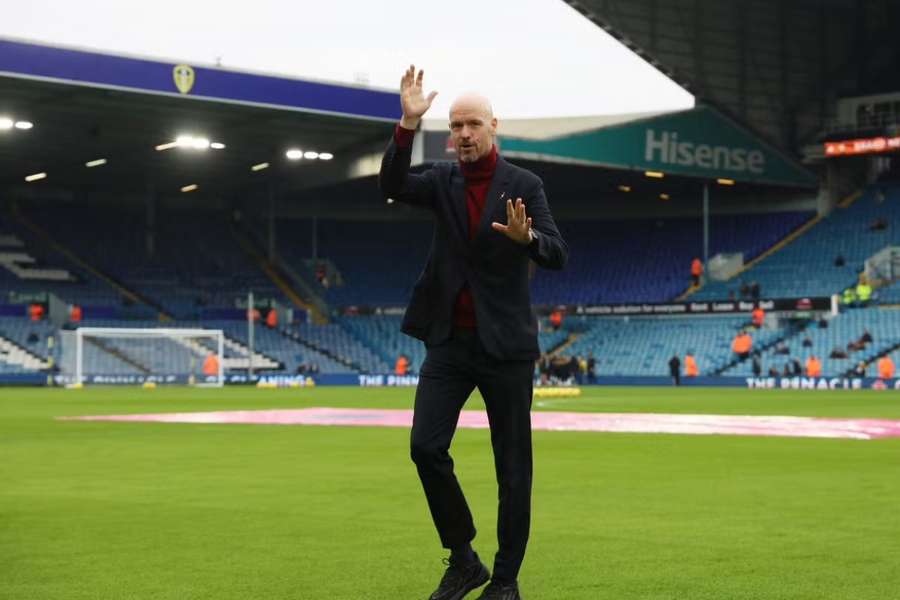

[379,137,568,361]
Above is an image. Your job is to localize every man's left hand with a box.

[492,198,532,245]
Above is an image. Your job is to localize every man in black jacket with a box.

[380,66,567,600]
[669,354,681,386]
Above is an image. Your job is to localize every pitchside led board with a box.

[425,106,817,189]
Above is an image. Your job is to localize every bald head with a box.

[448,92,498,163]
[449,92,494,120]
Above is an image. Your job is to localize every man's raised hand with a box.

[491,198,533,245]
[400,65,437,130]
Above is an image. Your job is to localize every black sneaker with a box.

[427,553,490,600]
[475,581,522,600]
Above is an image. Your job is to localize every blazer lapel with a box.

[474,157,513,243]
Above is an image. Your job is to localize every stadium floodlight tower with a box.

[73,327,225,387]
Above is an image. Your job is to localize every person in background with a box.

[577,355,587,385]
[684,352,698,377]
[549,309,563,331]
[265,308,278,329]
[669,354,681,386]
[791,358,803,376]
[538,354,551,386]
[394,354,409,376]
[586,352,597,384]
[315,262,330,288]
[202,352,220,378]
[877,354,895,380]
[841,286,857,307]
[805,355,822,377]
[848,338,865,352]
[731,330,752,361]
[69,304,82,323]
[853,362,867,377]
[768,365,780,377]
[690,257,703,287]
[568,355,579,384]
[750,281,761,301]
[856,278,873,306]
[28,303,44,321]
[752,353,762,377]
[868,217,888,231]
[751,304,765,329]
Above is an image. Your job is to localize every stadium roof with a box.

[565,0,900,154]
[0,38,399,197]
[0,35,815,217]
[424,111,670,139]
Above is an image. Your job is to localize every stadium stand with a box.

[337,315,427,373]
[18,206,290,319]
[878,281,900,305]
[202,319,349,373]
[0,317,53,372]
[693,184,900,300]
[10,303,892,380]
[1,186,897,380]
[1,214,125,313]
[331,314,571,376]
[530,212,812,305]
[538,324,570,355]
[273,212,812,308]
[559,315,790,378]
[0,317,56,361]
[275,218,432,308]
[288,321,390,373]
[720,308,900,378]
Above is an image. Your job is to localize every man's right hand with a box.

[400,64,437,130]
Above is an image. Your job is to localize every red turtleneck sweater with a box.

[394,125,498,328]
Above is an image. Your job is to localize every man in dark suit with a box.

[380,66,567,600]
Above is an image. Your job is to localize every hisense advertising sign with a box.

[644,129,765,175]
[499,106,817,188]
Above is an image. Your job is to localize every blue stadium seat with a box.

[694,185,900,300]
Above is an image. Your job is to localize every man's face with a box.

[449,100,497,163]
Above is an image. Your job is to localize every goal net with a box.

[864,245,900,288]
[61,327,225,387]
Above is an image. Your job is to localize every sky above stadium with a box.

[2,0,694,119]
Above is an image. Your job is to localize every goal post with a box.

[71,327,225,387]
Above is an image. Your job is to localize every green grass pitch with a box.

[2,386,900,599]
